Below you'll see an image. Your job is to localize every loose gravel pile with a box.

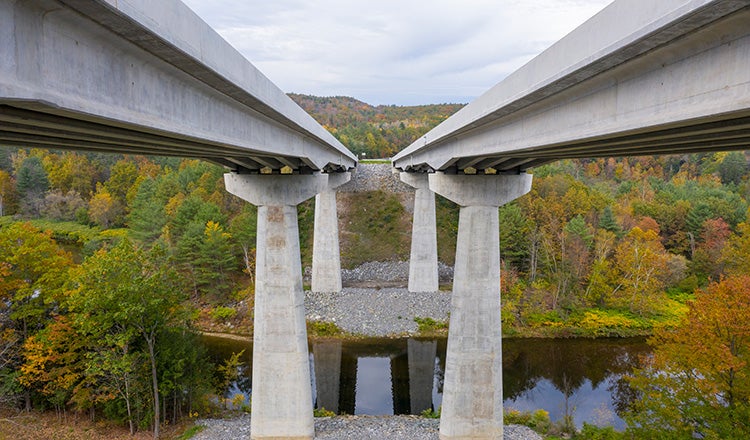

[305,287,451,336]
[193,415,544,440]
[337,163,414,193]
[340,261,454,287]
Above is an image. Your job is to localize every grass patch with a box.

[339,191,410,267]
[414,317,448,335]
[176,425,205,440]
[307,320,345,338]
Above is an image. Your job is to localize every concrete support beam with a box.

[311,172,350,293]
[400,173,439,292]
[224,172,328,440]
[428,173,532,440]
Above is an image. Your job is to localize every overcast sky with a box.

[181,0,613,106]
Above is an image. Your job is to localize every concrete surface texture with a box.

[400,172,439,292]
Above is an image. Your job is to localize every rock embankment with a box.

[337,163,413,193]
[193,414,544,440]
[340,260,454,287]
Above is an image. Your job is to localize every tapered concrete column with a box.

[400,172,439,292]
[313,340,342,413]
[224,172,328,440]
[408,338,437,414]
[312,172,350,293]
[428,173,533,440]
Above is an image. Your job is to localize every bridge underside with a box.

[393,2,750,174]
[0,0,355,174]
[0,103,323,173]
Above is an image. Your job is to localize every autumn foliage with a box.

[627,276,750,438]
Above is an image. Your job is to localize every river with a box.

[201,335,650,430]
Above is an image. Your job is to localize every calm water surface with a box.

[201,335,649,430]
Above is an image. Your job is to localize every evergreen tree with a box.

[15,156,49,216]
[598,206,622,237]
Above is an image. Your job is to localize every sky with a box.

[181,0,614,106]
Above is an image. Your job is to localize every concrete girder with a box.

[0,0,356,172]
[392,0,750,172]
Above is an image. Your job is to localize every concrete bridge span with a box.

[0,0,356,173]
[394,1,750,439]
[1,1,356,439]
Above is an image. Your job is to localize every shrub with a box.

[505,409,552,434]
[421,406,441,419]
[211,306,237,321]
[314,407,335,417]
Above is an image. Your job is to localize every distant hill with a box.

[288,94,464,159]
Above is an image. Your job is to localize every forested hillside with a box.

[289,94,463,158]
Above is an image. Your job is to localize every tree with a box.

[0,169,19,216]
[44,152,97,196]
[691,217,731,281]
[229,206,258,276]
[598,206,622,237]
[718,151,747,185]
[0,222,73,409]
[68,240,185,439]
[499,203,531,272]
[15,156,49,216]
[19,316,86,417]
[627,276,750,438]
[609,227,669,315]
[106,159,139,208]
[88,183,123,228]
[723,221,750,276]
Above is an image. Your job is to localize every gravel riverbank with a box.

[193,414,544,440]
[305,287,451,336]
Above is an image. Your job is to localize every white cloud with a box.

[182,0,613,105]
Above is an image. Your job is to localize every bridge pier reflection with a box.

[408,339,438,414]
[313,341,342,414]
[429,173,532,440]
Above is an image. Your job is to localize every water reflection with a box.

[200,335,649,429]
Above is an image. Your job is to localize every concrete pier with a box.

[311,172,350,293]
[224,172,328,440]
[400,173,439,292]
[428,173,532,440]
